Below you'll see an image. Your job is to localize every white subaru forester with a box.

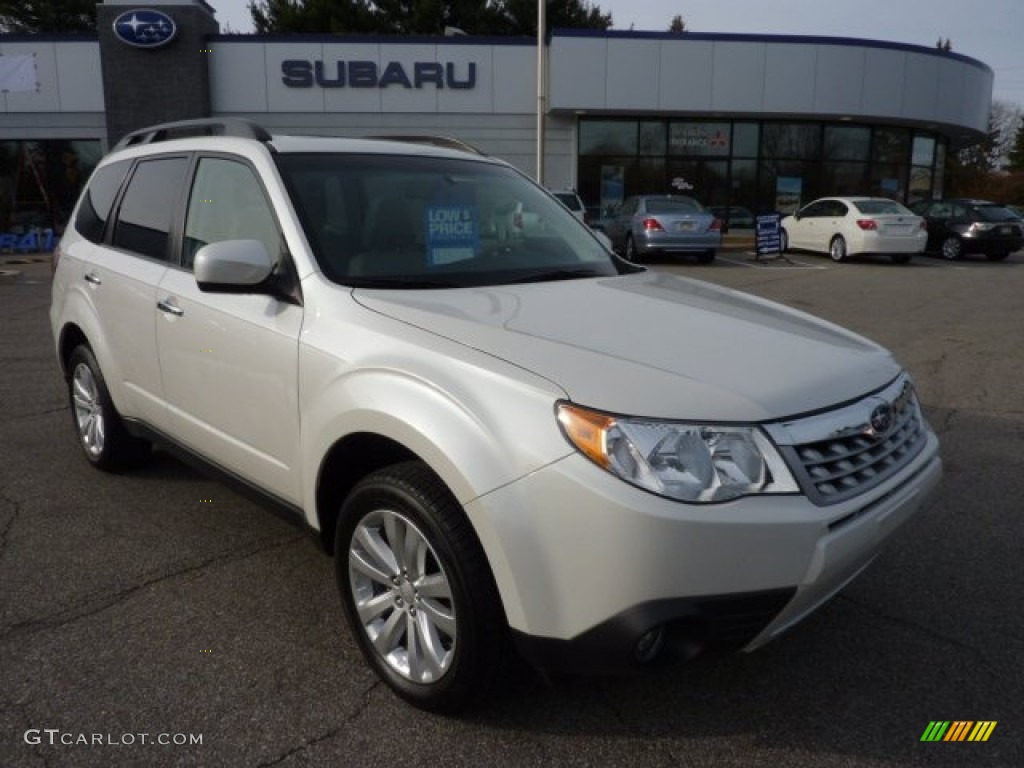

[50,119,941,712]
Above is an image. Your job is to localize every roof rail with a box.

[366,135,487,156]
[113,118,272,152]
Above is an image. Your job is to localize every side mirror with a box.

[194,240,275,293]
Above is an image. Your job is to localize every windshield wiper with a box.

[504,268,607,285]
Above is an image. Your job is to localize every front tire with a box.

[67,345,150,471]
[986,251,1010,261]
[780,229,789,253]
[335,462,506,713]
[624,234,641,263]
[829,235,847,262]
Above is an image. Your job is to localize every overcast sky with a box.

[209,0,1024,106]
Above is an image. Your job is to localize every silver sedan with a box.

[600,195,722,263]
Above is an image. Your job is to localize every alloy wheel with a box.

[348,508,457,684]
[830,236,847,262]
[72,362,105,457]
[941,236,962,260]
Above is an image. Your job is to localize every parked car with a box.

[710,205,756,230]
[50,119,941,712]
[549,188,587,224]
[909,199,1023,261]
[600,195,721,263]
[781,197,926,263]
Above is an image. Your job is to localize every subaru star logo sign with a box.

[113,9,177,49]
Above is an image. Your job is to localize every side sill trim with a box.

[124,419,318,544]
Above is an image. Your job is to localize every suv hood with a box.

[353,271,899,422]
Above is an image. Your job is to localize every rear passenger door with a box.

[820,200,849,252]
[155,155,304,504]
[81,156,189,428]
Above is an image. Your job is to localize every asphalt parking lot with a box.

[1,251,1022,767]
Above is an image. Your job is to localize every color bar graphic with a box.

[920,721,997,742]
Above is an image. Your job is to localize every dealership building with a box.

[0,0,994,235]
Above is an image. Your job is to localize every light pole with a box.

[536,0,546,184]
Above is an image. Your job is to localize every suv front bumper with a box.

[465,431,941,672]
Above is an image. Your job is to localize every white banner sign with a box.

[0,54,38,93]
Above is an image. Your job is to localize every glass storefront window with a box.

[634,157,666,195]
[869,163,906,199]
[729,158,758,215]
[873,128,910,163]
[761,124,821,160]
[732,123,759,157]
[667,160,728,206]
[638,121,666,156]
[933,141,946,199]
[821,162,868,197]
[575,118,941,218]
[579,121,637,156]
[760,160,819,213]
[0,139,102,236]
[824,126,870,162]
[912,135,935,167]
[669,122,730,157]
[909,167,933,204]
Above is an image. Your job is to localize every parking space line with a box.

[718,253,828,270]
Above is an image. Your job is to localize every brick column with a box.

[96,1,218,146]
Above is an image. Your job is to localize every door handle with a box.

[156,298,184,317]
[84,272,101,285]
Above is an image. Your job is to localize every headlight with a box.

[557,402,798,503]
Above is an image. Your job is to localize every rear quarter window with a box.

[74,160,131,244]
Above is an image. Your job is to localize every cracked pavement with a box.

[2,257,1022,767]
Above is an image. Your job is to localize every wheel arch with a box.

[314,431,419,554]
[57,322,90,377]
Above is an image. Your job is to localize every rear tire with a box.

[829,235,847,263]
[986,252,1010,262]
[697,250,716,264]
[335,461,506,713]
[67,345,150,471]
[941,235,963,260]
[891,253,912,264]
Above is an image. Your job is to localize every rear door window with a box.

[112,157,190,261]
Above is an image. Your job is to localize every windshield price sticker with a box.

[426,205,478,265]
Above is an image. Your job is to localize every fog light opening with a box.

[634,626,666,664]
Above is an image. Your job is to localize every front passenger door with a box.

[155,156,304,504]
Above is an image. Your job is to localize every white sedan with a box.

[781,197,927,263]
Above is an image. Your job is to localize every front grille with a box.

[773,378,928,506]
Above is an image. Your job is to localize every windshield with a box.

[276,153,623,288]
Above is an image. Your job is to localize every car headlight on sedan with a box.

[557,402,798,503]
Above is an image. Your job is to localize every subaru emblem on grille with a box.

[867,402,894,438]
